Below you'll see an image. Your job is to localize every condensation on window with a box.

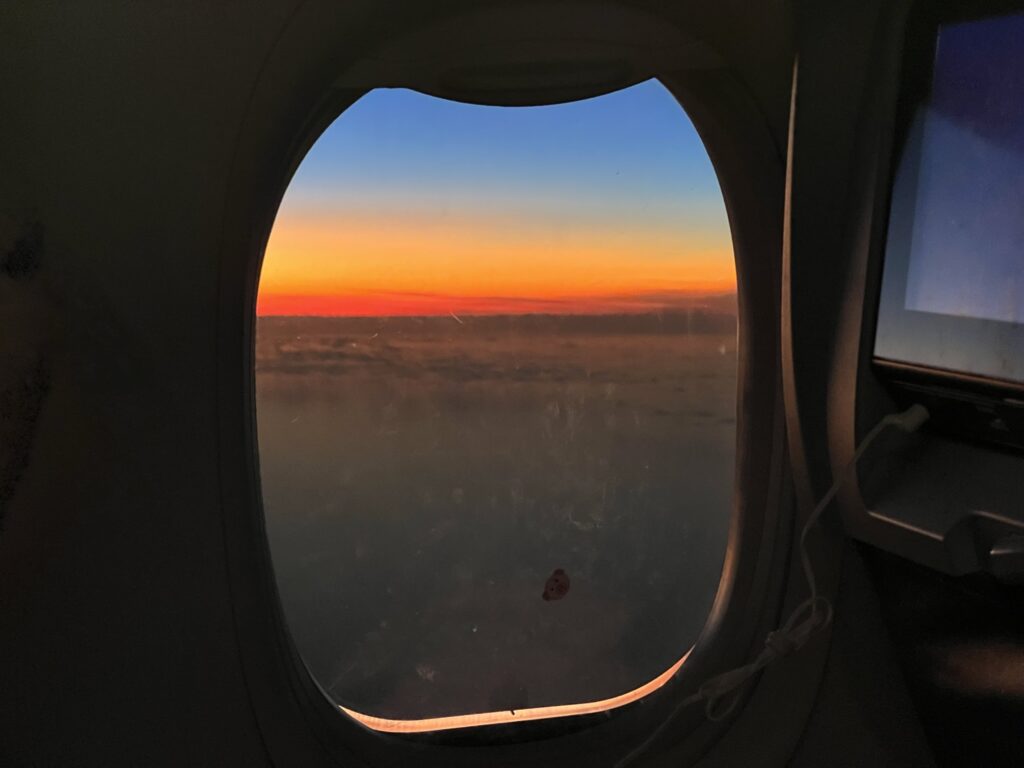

[256,80,736,724]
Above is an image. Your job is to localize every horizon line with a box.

[256,306,738,320]
[256,290,738,319]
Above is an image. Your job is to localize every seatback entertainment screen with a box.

[874,11,1024,388]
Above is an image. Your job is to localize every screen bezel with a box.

[873,1,1024,395]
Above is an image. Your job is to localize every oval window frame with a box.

[215,3,790,766]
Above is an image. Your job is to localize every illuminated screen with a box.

[875,11,1024,385]
[902,13,1024,323]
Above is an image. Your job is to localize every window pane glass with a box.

[256,80,736,724]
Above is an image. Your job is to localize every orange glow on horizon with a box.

[256,289,735,317]
[258,212,735,316]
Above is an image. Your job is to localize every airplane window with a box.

[256,80,736,726]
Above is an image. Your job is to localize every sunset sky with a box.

[257,79,734,317]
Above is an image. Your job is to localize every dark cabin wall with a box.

[0,3,305,765]
[788,546,935,768]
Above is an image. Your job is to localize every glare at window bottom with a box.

[341,650,689,733]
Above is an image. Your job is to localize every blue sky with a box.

[260,79,735,316]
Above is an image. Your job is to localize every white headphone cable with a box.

[614,403,930,767]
